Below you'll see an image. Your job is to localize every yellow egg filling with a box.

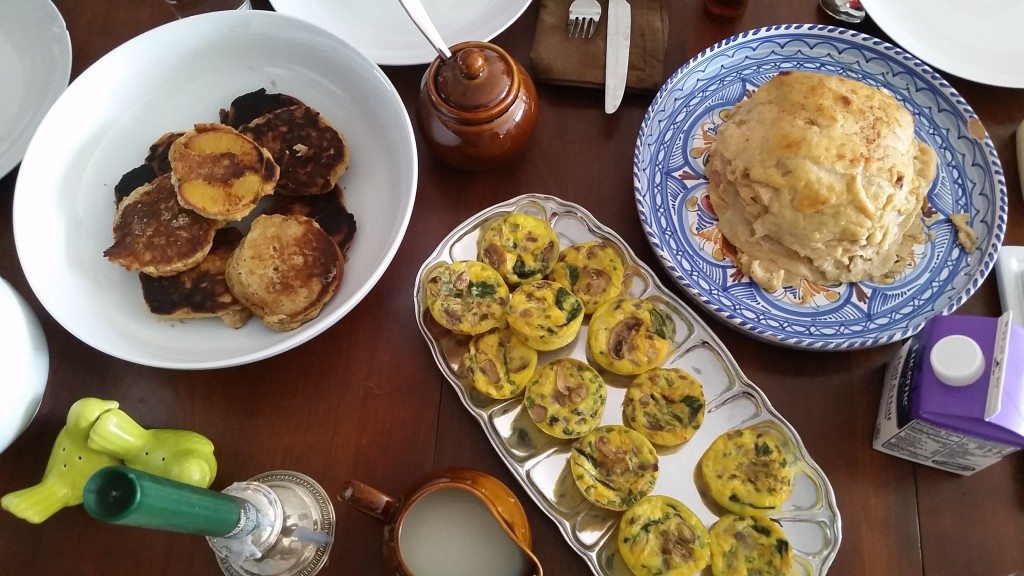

[570,425,659,510]
[506,280,584,351]
[624,368,706,447]
[465,328,538,399]
[618,495,711,576]
[588,299,675,375]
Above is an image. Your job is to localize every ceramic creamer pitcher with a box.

[340,468,543,576]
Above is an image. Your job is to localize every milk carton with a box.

[873,312,1024,475]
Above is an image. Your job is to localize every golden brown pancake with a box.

[262,185,357,254]
[168,123,280,220]
[139,227,251,328]
[241,104,349,196]
[219,88,304,129]
[226,214,343,331]
[104,174,220,277]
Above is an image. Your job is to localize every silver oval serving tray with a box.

[414,194,842,575]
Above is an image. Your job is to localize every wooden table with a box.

[1,1,1021,574]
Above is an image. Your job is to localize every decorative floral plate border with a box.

[634,24,1006,350]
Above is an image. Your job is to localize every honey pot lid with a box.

[434,44,514,112]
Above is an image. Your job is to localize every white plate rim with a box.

[861,0,1024,89]
[12,11,418,369]
[0,0,72,177]
[267,0,532,66]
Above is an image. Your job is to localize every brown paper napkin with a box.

[529,0,669,92]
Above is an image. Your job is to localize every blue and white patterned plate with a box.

[634,24,1007,350]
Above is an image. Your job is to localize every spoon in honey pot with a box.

[397,0,452,60]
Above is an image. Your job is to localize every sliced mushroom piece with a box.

[528,404,548,423]
[478,359,500,383]
[482,242,506,271]
[507,355,530,373]
[453,270,470,291]
[577,267,612,297]
[539,241,556,266]
[608,317,643,360]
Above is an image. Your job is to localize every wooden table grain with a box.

[1,1,1021,575]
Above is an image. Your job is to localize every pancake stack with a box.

[104,89,357,331]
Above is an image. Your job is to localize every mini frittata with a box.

[465,328,538,399]
[700,429,794,516]
[709,514,793,576]
[477,213,559,286]
[588,299,675,375]
[424,261,509,335]
[548,241,624,314]
[618,495,711,576]
[570,425,659,511]
[624,368,706,447]
[506,280,584,351]
[523,358,606,439]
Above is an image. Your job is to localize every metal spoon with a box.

[397,0,452,60]
[819,0,865,24]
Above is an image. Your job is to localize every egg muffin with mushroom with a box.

[618,495,711,576]
[709,514,793,576]
[570,425,659,510]
[506,280,584,351]
[700,429,794,516]
[548,241,624,314]
[523,358,606,439]
[465,328,538,399]
[477,213,559,286]
[424,261,509,335]
[624,368,706,447]
[588,299,675,375]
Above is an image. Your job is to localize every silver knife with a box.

[605,0,631,114]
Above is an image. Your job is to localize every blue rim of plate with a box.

[633,24,1007,350]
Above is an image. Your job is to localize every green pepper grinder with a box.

[83,466,335,576]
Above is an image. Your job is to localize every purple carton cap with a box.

[912,313,1024,447]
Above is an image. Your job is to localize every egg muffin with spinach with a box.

[588,299,675,375]
[709,514,793,576]
[523,358,606,439]
[424,261,509,335]
[570,425,659,510]
[548,241,624,314]
[465,328,538,399]
[477,213,559,286]
[624,368,706,447]
[507,280,584,351]
[618,495,711,576]
[700,429,794,516]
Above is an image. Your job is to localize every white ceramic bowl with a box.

[12,11,417,369]
[0,278,48,454]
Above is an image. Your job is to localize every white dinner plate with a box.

[268,0,532,66]
[0,278,48,454]
[0,0,71,177]
[862,0,1024,88]
[13,11,417,369]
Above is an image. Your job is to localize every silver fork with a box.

[567,0,602,39]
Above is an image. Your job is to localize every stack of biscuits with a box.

[104,89,357,331]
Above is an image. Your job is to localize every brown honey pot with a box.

[417,41,538,170]
[340,468,543,576]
